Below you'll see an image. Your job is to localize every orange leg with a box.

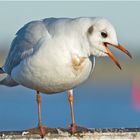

[28,91,47,138]
[36,91,46,137]
[68,89,77,134]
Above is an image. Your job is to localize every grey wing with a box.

[3,20,51,75]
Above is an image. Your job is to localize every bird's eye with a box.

[101,32,108,38]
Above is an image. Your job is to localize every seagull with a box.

[0,17,132,137]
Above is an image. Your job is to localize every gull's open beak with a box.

[103,42,132,70]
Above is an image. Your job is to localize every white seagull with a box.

[0,17,132,137]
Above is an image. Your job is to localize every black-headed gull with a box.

[0,17,132,137]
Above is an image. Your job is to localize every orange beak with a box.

[104,42,132,70]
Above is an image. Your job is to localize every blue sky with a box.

[0,1,140,53]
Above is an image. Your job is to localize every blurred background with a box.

[0,1,140,131]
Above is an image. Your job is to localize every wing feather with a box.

[4,20,51,74]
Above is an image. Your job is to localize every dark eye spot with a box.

[101,32,108,38]
[88,26,93,34]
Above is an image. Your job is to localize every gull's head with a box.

[87,18,132,69]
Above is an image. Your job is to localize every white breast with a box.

[11,37,93,94]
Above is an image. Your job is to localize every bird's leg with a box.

[28,91,47,138]
[67,89,77,134]
[36,91,46,137]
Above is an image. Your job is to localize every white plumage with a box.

[0,17,132,136]
[0,17,119,93]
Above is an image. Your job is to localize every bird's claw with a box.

[67,124,90,134]
[39,125,47,138]
[28,125,47,138]
[68,123,77,134]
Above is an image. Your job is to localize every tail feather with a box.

[0,67,19,87]
[0,75,19,87]
[0,67,5,74]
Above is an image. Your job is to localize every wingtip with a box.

[0,67,5,74]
